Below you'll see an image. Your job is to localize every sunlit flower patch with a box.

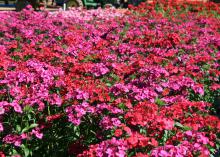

[0,0,220,156]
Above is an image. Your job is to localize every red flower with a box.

[46,114,63,122]
[114,129,123,137]
[134,153,149,157]
[0,152,5,157]
[127,134,138,148]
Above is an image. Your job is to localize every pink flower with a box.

[196,134,209,145]
[111,118,121,127]
[163,119,174,130]
[32,129,43,139]
[192,84,204,95]
[0,107,5,115]
[78,138,128,157]
[75,89,89,100]
[159,150,169,156]
[3,134,22,147]
[14,141,21,147]
[106,148,113,156]
[26,4,32,9]
[52,94,62,106]
[12,155,21,157]
[0,123,3,132]
[75,106,86,117]
[91,63,109,77]
[68,115,81,126]
[38,101,45,111]
[185,130,193,137]
[193,143,200,149]
[202,149,210,156]
[21,133,28,139]
[99,116,121,130]
[10,101,23,113]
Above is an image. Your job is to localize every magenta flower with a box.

[0,107,5,115]
[91,63,109,77]
[0,123,3,132]
[10,101,23,113]
[32,129,43,139]
[3,134,22,147]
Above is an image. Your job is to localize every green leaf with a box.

[130,74,136,80]
[27,114,32,120]
[162,130,169,143]
[21,144,30,157]
[174,122,184,128]
[118,103,126,109]
[209,148,216,154]
[140,128,147,135]
[21,127,29,133]
[21,123,38,133]
[106,83,112,87]
[182,126,191,131]
[155,97,166,106]
[24,147,30,157]
[29,123,38,129]
[175,122,191,131]
[23,105,33,113]
[16,125,21,132]
[128,151,135,157]
[12,149,18,155]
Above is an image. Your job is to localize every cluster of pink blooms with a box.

[78,138,128,157]
[151,131,211,157]
[0,0,220,156]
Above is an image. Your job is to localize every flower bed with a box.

[0,1,220,156]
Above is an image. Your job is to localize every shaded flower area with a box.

[0,0,220,156]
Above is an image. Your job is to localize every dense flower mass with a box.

[0,0,220,156]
